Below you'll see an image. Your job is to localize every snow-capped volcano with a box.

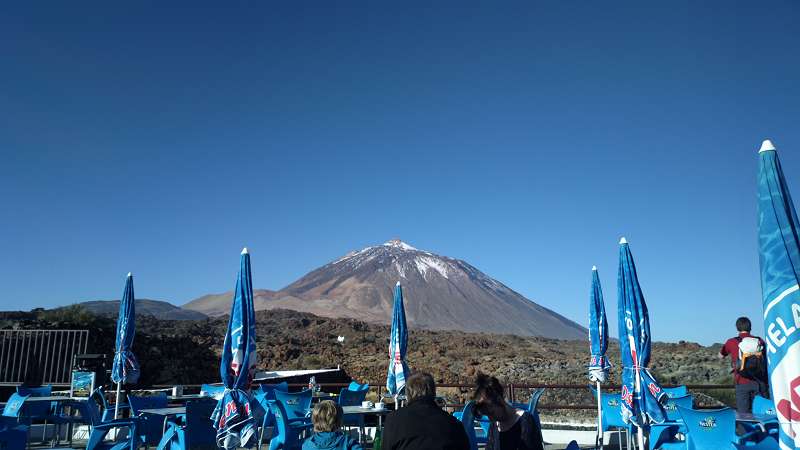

[184,240,586,340]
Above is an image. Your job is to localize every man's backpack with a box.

[736,336,767,381]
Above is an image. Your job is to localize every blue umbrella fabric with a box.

[111,272,140,419]
[111,273,140,385]
[588,266,611,383]
[617,238,666,428]
[386,281,410,397]
[211,248,258,449]
[757,139,800,450]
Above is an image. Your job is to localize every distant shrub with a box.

[37,305,100,327]
[300,355,322,368]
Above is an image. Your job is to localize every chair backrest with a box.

[274,389,312,419]
[753,395,777,417]
[17,385,52,397]
[16,384,52,417]
[527,388,546,413]
[338,388,368,407]
[82,389,106,426]
[347,381,369,392]
[184,398,217,448]
[460,401,479,450]
[663,386,689,398]
[258,382,289,401]
[2,393,29,418]
[128,392,168,415]
[598,393,627,430]
[662,394,694,421]
[588,387,625,429]
[677,406,736,450]
[269,399,303,450]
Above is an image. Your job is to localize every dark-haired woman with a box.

[472,374,543,450]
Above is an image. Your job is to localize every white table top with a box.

[167,394,205,401]
[139,407,187,416]
[342,406,390,416]
[23,396,88,402]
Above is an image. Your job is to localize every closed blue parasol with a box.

[617,238,666,448]
[111,273,140,418]
[211,248,258,449]
[757,139,800,450]
[386,281,409,398]
[588,266,610,383]
[588,266,610,447]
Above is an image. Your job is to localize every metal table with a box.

[342,406,390,429]
[139,406,187,416]
[139,406,188,434]
[167,394,206,402]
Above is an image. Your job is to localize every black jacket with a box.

[485,411,544,450]
[382,399,470,450]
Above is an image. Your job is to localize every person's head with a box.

[736,317,752,333]
[405,372,436,403]
[472,373,509,421]
[311,400,342,433]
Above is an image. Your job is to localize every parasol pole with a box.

[596,380,603,448]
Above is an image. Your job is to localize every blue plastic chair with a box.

[199,384,225,400]
[527,388,546,413]
[268,399,312,450]
[0,418,28,450]
[1,394,30,450]
[17,384,68,443]
[347,381,369,392]
[588,389,634,450]
[663,386,689,398]
[156,398,217,450]
[16,385,52,423]
[649,394,693,450]
[752,395,779,438]
[459,401,489,450]
[259,382,289,399]
[677,406,773,450]
[273,390,312,423]
[338,388,369,441]
[253,391,278,450]
[128,393,169,447]
[84,390,144,450]
[93,388,130,423]
[2,394,29,420]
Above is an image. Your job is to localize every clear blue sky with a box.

[2,2,799,345]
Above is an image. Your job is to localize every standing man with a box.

[718,317,769,413]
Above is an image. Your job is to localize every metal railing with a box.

[0,329,89,386]
[152,381,736,412]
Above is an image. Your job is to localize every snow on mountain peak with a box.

[383,239,417,251]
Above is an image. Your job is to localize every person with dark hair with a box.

[472,374,543,450]
[719,316,769,413]
[382,372,469,450]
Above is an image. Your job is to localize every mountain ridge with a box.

[76,298,207,321]
[184,240,586,340]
